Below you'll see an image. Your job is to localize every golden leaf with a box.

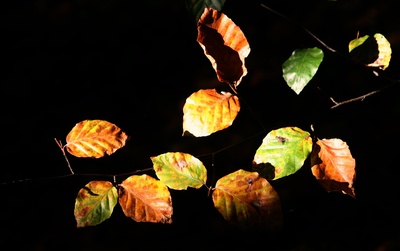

[182,89,240,137]
[212,169,283,231]
[65,119,128,158]
[311,138,356,198]
[197,7,250,87]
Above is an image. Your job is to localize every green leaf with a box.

[151,152,207,190]
[282,47,324,94]
[252,127,313,180]
[212,169,283,231]
[185,0,226,23]
[74,181,118,228]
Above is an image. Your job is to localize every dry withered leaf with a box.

[311,138,356,198]
[197,7,250,87]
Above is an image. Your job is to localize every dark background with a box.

[1,0,400,250]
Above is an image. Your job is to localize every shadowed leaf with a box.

[183,89,240,137]
[252,127,313,180]
[349,33,391,70]
[65,119,128,158]
[311,138,356,198]
[282,47,324,94]
[151,152,207,190]
[197,7,250,87]
[74,181,118,228]
[185,0,226,23]
[212,169,283,231]
[119,175,173,224]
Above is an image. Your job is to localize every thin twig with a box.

[54,138,74,175]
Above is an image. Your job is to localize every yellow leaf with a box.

[311,138,356,198]
[183,89,240,137]
[197,7,250,87]
[369,33,391,70]
[65,119,128,158]
[119,174,173,224]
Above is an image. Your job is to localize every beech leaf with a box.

[119,174,173,224]
[282,47,324,94]
[311,138,356,198]
[151,152,207,190]
[212,169,283,231]
[197,7,250,87]
[185,0,226,23]
[252,127,313,180]
[74,181,118,228]
[349,33,391,70]
[182,89,240,137]
[65,119,128,158]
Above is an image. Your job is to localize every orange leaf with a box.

[311,138,356,198]
[65,119,128,158]
[119,174,173,224]
[197,7,250,87]
[212,169,283,231]
[182,89,240,137]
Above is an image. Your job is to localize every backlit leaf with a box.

[197,7,250,87]
[183,89,240,137]
[349,33,391,70]
[119,174,173,224]
[311,138,356,198]
[185,0,226,23]
[252,127,313,180]
[74,181,118,228]
[151,152,207,190]
[212,169,283,231]
[282,47,324,94]
[65,119,128,158]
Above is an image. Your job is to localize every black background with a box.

[2,0,400,250]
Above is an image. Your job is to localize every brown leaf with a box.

[119,174,173,224]
[65,120,128,158]
[311,138,356,198]
[197,7,250,87]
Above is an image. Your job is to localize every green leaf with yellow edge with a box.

[119,174,173,224]
[349,33,391,70]
[282,47,324,95]
[151,152,207,190]
[65,119,128,158]
[252,127,313,180]
[212,169,283,231]
[182,89,240,137]
[74,181,118,228]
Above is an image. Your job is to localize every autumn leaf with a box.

[182,89,240,137]
[252,127,313,180]
[65,119,128,158]
[311,138,356,198]
[197,7,250,87]
[212,169,283,231]
[151,152,207,190]
[282,47,324,95]
[119,175,173,224]
[74,181,118,228]
[349,33,391,70]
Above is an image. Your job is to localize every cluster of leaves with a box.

[55,1,392,231]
